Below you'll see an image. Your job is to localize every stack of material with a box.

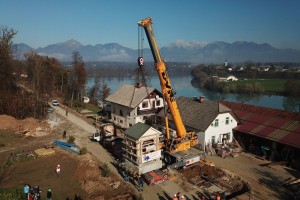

[34,148,55,156]
[54,140,80,155]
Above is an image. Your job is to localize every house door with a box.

[211,136,215,144]
[222,133,229,144]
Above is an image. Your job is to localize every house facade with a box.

[123,122,163,174]
[158,96,238,151]
[105,84,164,129]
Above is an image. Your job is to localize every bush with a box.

[68,135,75,144]
[101,164,111,177]
[80,147,87,155]
[0,188,23,200]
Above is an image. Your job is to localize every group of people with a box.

[172,192,186,200]
[23,184,49,200]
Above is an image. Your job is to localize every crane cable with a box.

[137,24,154,116]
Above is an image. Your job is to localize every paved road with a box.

[52,105,202,200]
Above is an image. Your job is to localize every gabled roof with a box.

[220,100,300,148]
[105,84,156,108]
[124,122,151,140]
[158,96,232,131]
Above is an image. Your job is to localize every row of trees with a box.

[0,27,109,119]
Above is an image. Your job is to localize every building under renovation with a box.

[122,122,163,175]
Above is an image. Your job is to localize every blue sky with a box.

[1,0,299,50]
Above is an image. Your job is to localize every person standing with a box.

[56,164,61,178]
[23,184,29,199]
[47,188,52,200]
[138,176,143,191]
[172,194,178,200]
[176,192,181,199]
[63,130,67,139]
[180,195,186,200]
[65,109,68,116]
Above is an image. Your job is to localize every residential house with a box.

[218,75,238,82]
[123,122,163,174]
[158,96,238,151]
[105,84,164,129]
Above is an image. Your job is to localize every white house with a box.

[158,96,238,151]
[217,75,238,82]
[105,84,164,129]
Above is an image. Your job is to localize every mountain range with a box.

[13,39,300,63]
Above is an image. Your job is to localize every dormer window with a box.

[214,119,219,127]
[142,101,148,108]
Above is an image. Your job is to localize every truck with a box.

[138,17,204,169]
[92,123,115,142]
[92,123,124,159]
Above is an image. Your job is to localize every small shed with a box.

[123,122,162,175]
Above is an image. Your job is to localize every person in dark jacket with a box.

[138,176,143,191]
[47,188,52,200]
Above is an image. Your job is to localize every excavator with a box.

[138,17,203,168]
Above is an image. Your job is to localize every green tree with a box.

[284,80,300,96]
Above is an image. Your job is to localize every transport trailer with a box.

[142,169,168,185]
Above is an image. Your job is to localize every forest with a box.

[0,28,109,120]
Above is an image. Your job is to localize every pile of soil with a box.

[182,163,250,194]
[0,115,50,137]
[74,153,134,200]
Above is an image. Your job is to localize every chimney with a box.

[199,96,205,103]
[136,82,142,88]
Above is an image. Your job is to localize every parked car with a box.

[52,100,59,106]
[47,107,54,113]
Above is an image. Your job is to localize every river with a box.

[87,76,300,112]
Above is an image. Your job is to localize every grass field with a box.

[226,79,286,93]
[83,103,101,113]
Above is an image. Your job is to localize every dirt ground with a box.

[0,115,136,200]
[1,113,300,200]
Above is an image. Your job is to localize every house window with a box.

[120,109,123,116]
[142,101,148,108]
[129,123,132,127]
[156,99,161,107]
[119,119,123,124]
[225,117,229,125]
[214,119,219,127]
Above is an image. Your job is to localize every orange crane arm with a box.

[138,17,187,138]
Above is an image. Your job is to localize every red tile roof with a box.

[220,101,300,149]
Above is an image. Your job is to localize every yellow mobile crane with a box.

[138,17,202,168]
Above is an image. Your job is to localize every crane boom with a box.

[138,17,187,138]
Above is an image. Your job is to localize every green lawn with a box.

[226,79,287,93]
[83,103,101,113]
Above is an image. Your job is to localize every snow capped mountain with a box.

[13,39,300,63]
[168,40,208,49]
